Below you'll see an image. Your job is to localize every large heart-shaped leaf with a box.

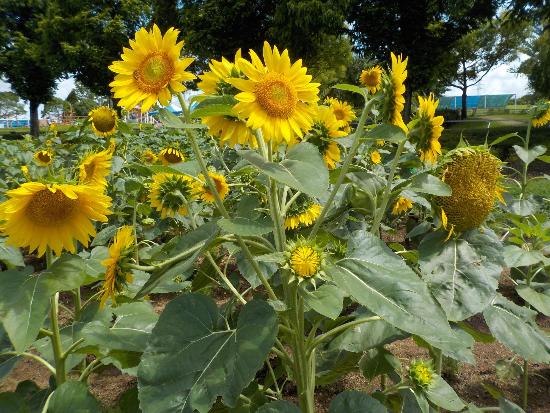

[330,231,473,361]
[516,283,550,316]
[419,230,502,321]
[238,142,328,198]
[48,381,100,413]
[328,391,388,413]
[483,294,550,362]
[513,144,546,165]
[408,174,451,196]
[138,294,277,413]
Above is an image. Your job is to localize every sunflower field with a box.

[1,24,550,413]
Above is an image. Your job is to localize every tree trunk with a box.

[29,100,40,137]
[461,87,468,120]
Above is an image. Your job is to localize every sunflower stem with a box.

[308,96,373,239]
[521,121,532,197]
[370,139,406,236]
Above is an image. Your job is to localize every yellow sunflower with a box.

[149,173,194,218]
[327,98,356,129]
[109,24,196,113]
[409,94,444,164]
[20,165,31,180]
[285,194,322,230]
[370,150,381,164]
[141,148,157,163]
[532,101,550,127]
[158,147,185,165]
[359,65,383,94]
[100,226,135,307]
[0,182,111,256]
[198,49,242,95]
[202,116,257,148]
[307,105,347,169]
[287,240,322,278]
[227,41,320,145]
[380,53,408,132]
[79,147,113,188]
[392,196,413,215]
[376,139,385,147]
[33,149,53,166]
[191,171,229,203]
[89,106,118,137]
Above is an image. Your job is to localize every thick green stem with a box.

[46,249,66,386]
[370,140,406,236]
[521,121,532,197]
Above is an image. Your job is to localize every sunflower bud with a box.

[409,359,435,388]
[285,239,324,280]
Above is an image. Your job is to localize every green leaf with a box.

[516,283,550,316]
[0,238,24,268]
[332,83,367,98]
[191,104,235,119]
[419,230,502,321]
[489,133,521,146]
[538,155,550,163]
[316,348,361,385]
[495,359,522,381]
[91,225,117,247]
[513,144,547,165]
[218,218,273,236]
[158,108,207,129]
[330,231,473,361]
[359,347,400,380]
[238,142,329,198]
[499,399,526,413]
[408,174,451,196]
[146,161,201,176]
[456,321,494,343]
[138,295,277,413]
[328,391,388,413]
[483,294,550,362]
[509,198,537,216]
[300,284,345,320]
[365,124,407,143]
[257,400,301,413]
[48,381,101,413]
[424,374,465,411]
[503,245,547,267]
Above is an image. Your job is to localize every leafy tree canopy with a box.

[0,91,26,117]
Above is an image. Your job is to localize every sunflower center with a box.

[164,151,183,163]
[84,161,97,180]
[134,52,175,93]
[26,188,78,225]
[92,108,116,132]
[255,73,297,118]
[332,108,345,121]
[290,246,320,278]
[37,152,52,163]
[362,70,381,87]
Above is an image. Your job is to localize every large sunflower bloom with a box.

[191,172,229,203]
[79,148,113,188]
[227,41,320,145]
[409,94,444,164]
[109,24,195,113]
[89,106,118,137]
[327,98,356,129]
[359,65,383,94]
[100,226,135,307]
[0,182,111,256]
[380,53,408,132]
[33,150,53,167]
[158,147,185,165]
[149,173,194,218]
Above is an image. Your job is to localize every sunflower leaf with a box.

[332,84,367,99]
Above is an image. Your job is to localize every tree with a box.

[508,0,550,31]
[0,91,25,119]
[65,82,103,116]
[518,28,550,98]
[0,0,63,136]
[42,97,70,121]
[447,16,529,119]
[348,0,501,119]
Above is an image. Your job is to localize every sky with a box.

[1,58,530,118]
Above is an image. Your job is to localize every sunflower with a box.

[435,148,503,234]
[158,147,185,165]
[109,24,196,113]
[0,182,111,257]
[227,41,320,145]
[359,65,383,94]
[141,148,157,164]
[370,150,381,164]
[286,239,323,279]
[198,49,242,95]
[100,226,135,307]
[33,149,53,166]
[89,106,118,137]
[376,139,385,147]
[20,165,31,180]
[409,360,435,388]
[532,101,550,127]
[284,194,322,230]
[307,105,347,169]
[380,53,408,132]
[392,196,413,215]
[202,116,257,148]
[149,173,194,218]
[408,94,444,164]
[327,98,356,129]
[79,147,113,188]
[191,171,229,203]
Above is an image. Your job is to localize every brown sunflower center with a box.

[255,73,297,118]
[92,108,116,132]
[26,188,77,225]
[133,52,175,93]
[333,108,346,121]
[84,160,97,181]
[163,150,184,163]
[361,70,381,87]
[37,152,52,163]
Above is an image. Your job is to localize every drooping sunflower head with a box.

[435,147,504,234]
[191,171,229,203]
[0,182,112,257]
[306,106,347,169]
[141,148,157,164]
[380,52,408,132]
[408,94,444,164]
[359,65,383,94]
[392,196,413,215]
[109,24,196,113]
[89,106,118,137]
[158,147,185,165]
[78,147,113,188]
[227,41,320,145]
[33,149,53,167]
[149,173,193,218]
[202,116,258,149]
[531,100,550,128]
[327,98,356,129]
[409,360,435,388]
[284,193,322,230]
[285,238,324,279]
[370,150,382,164]
[100,226,135,307]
